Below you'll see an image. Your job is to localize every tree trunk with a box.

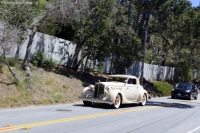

[3,50,17,80]
[80,46,85,77]
[71,45,81,70]
[140,13,150,84]
[23,30,36,67]
[23,30,36,78]
[71,37,86,71]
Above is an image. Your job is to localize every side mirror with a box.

[124,79,128,84]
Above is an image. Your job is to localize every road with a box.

[1,96,200,133]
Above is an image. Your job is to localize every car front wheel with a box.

[139,94,147,106]
[112,94,121,109]
[171,95,175,99]
[188,93,193,100]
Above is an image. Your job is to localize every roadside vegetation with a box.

[0,0,199,108]
[0,61,84,108]
[154,81,174,97]
[0,57,175,108]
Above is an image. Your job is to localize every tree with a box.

[0,2,35,79]
[23,0,53,72]
[0,22,25,79]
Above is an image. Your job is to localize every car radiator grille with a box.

[94,84,105,98]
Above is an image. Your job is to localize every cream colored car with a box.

[79,75,149,109]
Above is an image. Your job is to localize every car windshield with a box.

[107,77,127,83]
[176,83,192,90]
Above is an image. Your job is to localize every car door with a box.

[124,78,140,101]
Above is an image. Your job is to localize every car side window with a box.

[128,79,136,84]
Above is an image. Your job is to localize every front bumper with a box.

[78,97,113,105]
[171,92,190,98]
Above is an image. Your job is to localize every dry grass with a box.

[0,64,102,108]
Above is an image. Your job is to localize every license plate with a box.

[177,93,181,96]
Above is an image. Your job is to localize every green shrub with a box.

[43,58,57,71]
[154,81,173,97]
[7,58,18,67]
[32,51,46,67]
[32,60,38,67]
[32,51,57,71]
[51,93,62,103]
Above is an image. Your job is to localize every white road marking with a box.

[187,125,200,133]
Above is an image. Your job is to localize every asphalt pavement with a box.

[0,96,200,133]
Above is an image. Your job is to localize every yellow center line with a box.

[0,100,199,132]
[0,106,158,132]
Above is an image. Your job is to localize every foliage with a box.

[0,1,43,79]
[32,51,46,67]
[43,58,57,71]
[0,0,199,79]
[30,0,200,76]
[174,59,192,82]
[154,81,174,97]
[51,93,62,103]
[7,58,19,67]
[32,51,57,71]
[0,2,36,29]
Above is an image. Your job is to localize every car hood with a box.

[96,82,126,87]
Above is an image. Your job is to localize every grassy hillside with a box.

[0,62,108,108]
[0,61,175,109]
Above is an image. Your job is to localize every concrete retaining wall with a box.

[1,31,175,81]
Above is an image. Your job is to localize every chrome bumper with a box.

[78,97,113,105]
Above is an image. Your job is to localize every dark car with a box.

[171,83,198,100]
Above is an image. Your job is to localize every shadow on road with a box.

[74,100,194,109]
[73,103,114,109]
[146,101,194,109]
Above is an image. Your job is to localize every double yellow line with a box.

[0,100,199,132]
[0,106,158,132]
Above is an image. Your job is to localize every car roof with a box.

[107,75,138,79]
[179,83,194,85]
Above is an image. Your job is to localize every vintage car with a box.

[78,75,149,109]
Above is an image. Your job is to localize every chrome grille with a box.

[94,84,105,98]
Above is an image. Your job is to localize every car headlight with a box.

[89,85,94,89]
[185,90,191,93]
[105,86,109,93]
[89,85,95,92]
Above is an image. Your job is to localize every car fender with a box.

[109,89,122,104]
[137,89,148,102]
[82,86,94,97]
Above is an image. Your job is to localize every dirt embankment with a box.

[0,65,106,108]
